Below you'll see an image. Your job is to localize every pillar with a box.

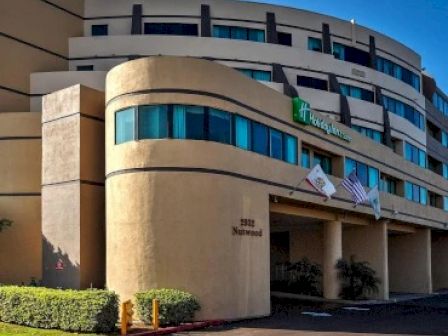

[323,220,342,299]
[42,84,105,289]
[343,222,389,299]
[388,228,432,294]
[431,231,448,291]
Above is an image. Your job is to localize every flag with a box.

[341,171,368,205]
[306,164,336,198]
[367,185,381,220]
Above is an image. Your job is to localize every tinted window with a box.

[297,76,328,91]
[284,135,298,165]
[173,105,204,140]
[139,105,169,139]
[213,25,265,42]
[235,115,251,150]
[314,153,332,175]
[301,148,311,168]
[209,108,231,144]
[115,108,135,144]
[308,37,322,52]
[91,24,108,36]
[333,42,369,67]
[270,129,283,160]
[252,122,268,155]
[145,23,198,36]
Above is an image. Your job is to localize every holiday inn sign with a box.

[292,97,352,142]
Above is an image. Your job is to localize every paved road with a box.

[175,295,448,336]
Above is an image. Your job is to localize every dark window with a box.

[313,152,332,175]
[252,122,269,155]
[340,84,374,103]
[76,65,94,71]
[237,69,271,81]
[333,42,369,67]
[173,105,205,140]
[91,24,108,36]
[209,108,231,144]
[297,76,328,91]
[144,23,198,36]
[277,32,292,46]
[213,25,265,42]
[270,129,283,160]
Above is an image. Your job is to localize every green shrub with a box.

[287,258,323,296]
[337,256,381,300]
[135,289,200,326]
[0,286,118,333]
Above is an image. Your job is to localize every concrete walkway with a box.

[176,294,448,336]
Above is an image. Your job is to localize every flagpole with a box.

[289,175,308,196]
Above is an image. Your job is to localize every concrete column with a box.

[388,228,432,294]
[323,220,342,299]
[343,222,389,299]
[431,231,448,291]
[42,85,105,289]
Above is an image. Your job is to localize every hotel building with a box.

[1,0,448,320]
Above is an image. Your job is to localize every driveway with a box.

[175,295,448,336]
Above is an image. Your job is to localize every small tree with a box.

[336,256,380,300]
[0,218,12,232]
[287,257,323,296]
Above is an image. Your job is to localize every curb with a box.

[128,320,225,335]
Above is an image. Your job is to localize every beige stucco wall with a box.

[42,85,105,289]
[0,0,83,112]
[0,112,42,284]
[388,228,432,294]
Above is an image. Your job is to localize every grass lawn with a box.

[0,323,112,335]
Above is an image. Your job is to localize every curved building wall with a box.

[105,56,448,319]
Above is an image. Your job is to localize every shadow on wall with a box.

[42,236,80,289]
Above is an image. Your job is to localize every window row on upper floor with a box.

[308,37,420,92]
[404,142,427,168]
[115,104,298,165]
[89,21,420,91]
[382,95,425,130]
[433,92,448,116]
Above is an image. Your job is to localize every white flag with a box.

[306,164,336,198]
[367,185,381,220]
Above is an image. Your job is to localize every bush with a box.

[337,256,381,300]
[0,286,118,333]
[287,258,323,296]
[135,289,200,326]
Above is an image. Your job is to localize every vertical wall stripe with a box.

[272,63,298,98]
[329,74,351,127]
[375,86,393,148]
[201,4,212,37]
[131,4,143,35]
[369,35,377,69]
[266,12,278,44]
[322,23,332,54]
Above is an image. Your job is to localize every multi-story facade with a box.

[1,0,448,320]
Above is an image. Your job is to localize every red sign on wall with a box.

[55,259,64,271]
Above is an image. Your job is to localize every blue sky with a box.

[247,0,448,93]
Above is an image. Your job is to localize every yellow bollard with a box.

[121,300,134,335]
[152,299,160,331]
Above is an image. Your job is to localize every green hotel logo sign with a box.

[292,97,352,142]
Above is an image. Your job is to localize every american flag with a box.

[341,171,368,205]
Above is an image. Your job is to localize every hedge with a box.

[0,286,118,333]
[135,289,200,326]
